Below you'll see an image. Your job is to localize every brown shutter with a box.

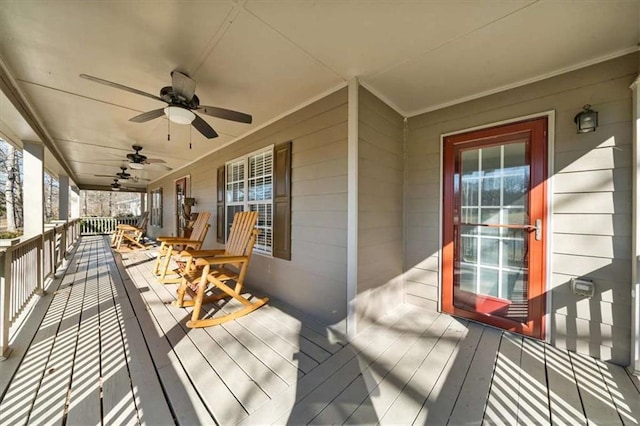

[216,165,225,243]
[273,141,292,260]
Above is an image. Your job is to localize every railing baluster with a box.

[0,221,83,360]
[1,250,11,359]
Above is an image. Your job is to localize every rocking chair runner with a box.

[112,212,149,250]
[174,211,268,328]
[152,211,212,283]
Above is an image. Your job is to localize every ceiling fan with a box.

[94,166,150,182]
[95,166,129,181]
[79,70,252,139]
[110,179,133,192]
[126,145,171,170]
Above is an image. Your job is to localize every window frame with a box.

[225,145,274,256]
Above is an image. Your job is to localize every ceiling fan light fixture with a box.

[164,105,195,124]
[111,186,120,191]
[128,161,144,170]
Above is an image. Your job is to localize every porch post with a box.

[0,251,11,359]
[140,192,146,215]
[631,75,640,376]
[346,78,359,339]
[23,141,45,238]
[58,174,69,221]
[70,185,80,219]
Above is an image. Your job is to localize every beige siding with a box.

[406,52,638,365]
[356,87,404,329]
[148,88,349,327]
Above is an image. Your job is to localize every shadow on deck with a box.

[0,235,639,425]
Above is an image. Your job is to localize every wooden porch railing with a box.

[0,218,82,359]
[80,216,139,235]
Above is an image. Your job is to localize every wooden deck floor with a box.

[1,235,639,425]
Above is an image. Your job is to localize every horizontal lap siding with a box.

[405,52,638,365]
[356,87,404,330]
[148,88,349,327]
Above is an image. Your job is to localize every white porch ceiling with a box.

[0,0,638,190]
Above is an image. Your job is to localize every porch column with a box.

[70,185,80,219]
[346,78,359,339]
[631,75,640,376]
[140,192,146,215]
[23,141,44,238]
[58,174,69,221]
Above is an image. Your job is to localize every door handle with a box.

[461,220,543,241]
[523,219,542,241]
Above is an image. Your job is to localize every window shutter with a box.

[216,165,225,243]
[273,141,292,260]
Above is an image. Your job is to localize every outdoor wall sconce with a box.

[573,104,598,133]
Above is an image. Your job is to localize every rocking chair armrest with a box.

[195,255,248,267]
[157,237,195,244]
[116,224,141,231]
[178,249,225,259]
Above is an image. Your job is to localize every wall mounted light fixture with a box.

[573,104,598,133]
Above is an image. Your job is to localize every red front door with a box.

[442,117,548,339]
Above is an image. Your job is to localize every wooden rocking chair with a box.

[174,211,268,328]
[112,212,149,250]
[152,211,211,283]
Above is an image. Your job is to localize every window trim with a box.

[225,145,274,256]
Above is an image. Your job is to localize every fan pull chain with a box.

[167,113,171,141]
[189,126,192,150]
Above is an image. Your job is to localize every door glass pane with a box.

[454,140,530,322]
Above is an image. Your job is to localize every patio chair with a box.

[174,211,268,328]
[112,212,149,250]
[152,211,211,283]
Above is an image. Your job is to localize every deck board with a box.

[66,240,102,425]
[130,258,249,424]
[447,325,502,425]
[137,260,289,402]
[484,333,523,424]
[596,359,640,424]
[98,249,139,425]
[517,337,550,424]
[1,235,639,426]
[546,343,588,424]
[412,320,481,425]
[570,351,622,425]
[112,253,213,425]
[379,315,465,424]
[28,239,91,424]
[344,310,446,425]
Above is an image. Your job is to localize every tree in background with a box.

[44,172,59,222]
[80,190,141,217]
[1,142,23,232]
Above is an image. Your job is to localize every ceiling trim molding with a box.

[78,183,145,193]
[0,56,79,183]
[148,80,349,186]
[406,46,640,118]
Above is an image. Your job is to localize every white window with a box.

[226,147,273,255]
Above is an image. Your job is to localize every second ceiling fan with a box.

[80,70,252,139]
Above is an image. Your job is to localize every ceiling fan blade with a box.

[79,74,164,102]
[192,114,218,139]
[197,105,252,124]
[171,70,196,102]
[129,108,166,123]
[145,158,167,164]
[94,174,118,178]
